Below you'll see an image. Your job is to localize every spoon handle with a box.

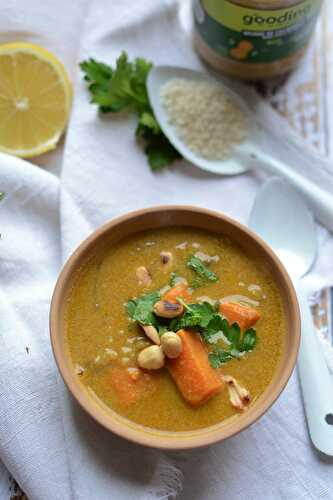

[294,279,333,456]
[245,150,333,233]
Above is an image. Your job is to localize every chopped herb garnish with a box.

[190,276,206,289]
[126,271,257,369]
[240,328,257,352]
[80,52,181,170]
[226,322,241,349]
[169,272,181,287]
[206,320,257,368]
[208,348,237,368]
[167,298,257,367]
[127,291,160,326]
[186,255,218,286]
[201,314,228,344]
[204,314,257,365]
[157,325,169,336]
[170,301,215,332]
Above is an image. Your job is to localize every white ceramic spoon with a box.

[249,177,333,456]
[147,66,333,233]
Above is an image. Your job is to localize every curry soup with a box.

[65,227,285,432]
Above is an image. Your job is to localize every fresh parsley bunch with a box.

[80,52,181,171]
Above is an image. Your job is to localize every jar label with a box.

[194,0,322,63]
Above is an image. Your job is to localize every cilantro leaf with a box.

[170,299,257,365]
[208,348,236,368]
[207,321,257,368]
[193,309,258,367]
[201,314,226,344]
[170,301,215,332]
[190,276,206,289]
[240,328,257,351]
[226,322,241,350]
[127,291,160,326]
[80,51,182,170]
[0,192,5,202]
[169,272,187,287]
[157,325,168,336]
[186,255,218,284]
[169,272,179,287]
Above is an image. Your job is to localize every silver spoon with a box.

[249,177,333,456]
[147,66,333,233]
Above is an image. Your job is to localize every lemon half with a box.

[0,42,72,158]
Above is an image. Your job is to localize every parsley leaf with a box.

[136,122,181,171]
[186,255,218,285]
[80,59,113,84]
[127,291,160,326]
[80,52,181,170]
[106,52,150,112]
[80,59,116,112]
[138,111,160,134]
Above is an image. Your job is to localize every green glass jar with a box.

[193,0,323,80]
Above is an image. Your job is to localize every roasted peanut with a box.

[222,375,250,411]
[153,300,184,318]
[161,332,182,359]
[141,324,160,345]
[137,345,165,370]
[136,266,152,286]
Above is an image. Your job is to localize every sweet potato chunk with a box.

[168,329,223,406]
[163,283,191,303]
[108,366,157,406]
[219,302,261,331]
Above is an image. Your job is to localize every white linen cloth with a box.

[1,1,333,499]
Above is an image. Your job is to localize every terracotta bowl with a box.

[50,206,300,450]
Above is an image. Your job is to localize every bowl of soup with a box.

[50,206,300,449]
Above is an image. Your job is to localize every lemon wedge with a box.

[0,42,72,158]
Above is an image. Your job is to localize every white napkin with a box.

[1,0,333,499]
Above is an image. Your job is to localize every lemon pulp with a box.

[0,42,72,158]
